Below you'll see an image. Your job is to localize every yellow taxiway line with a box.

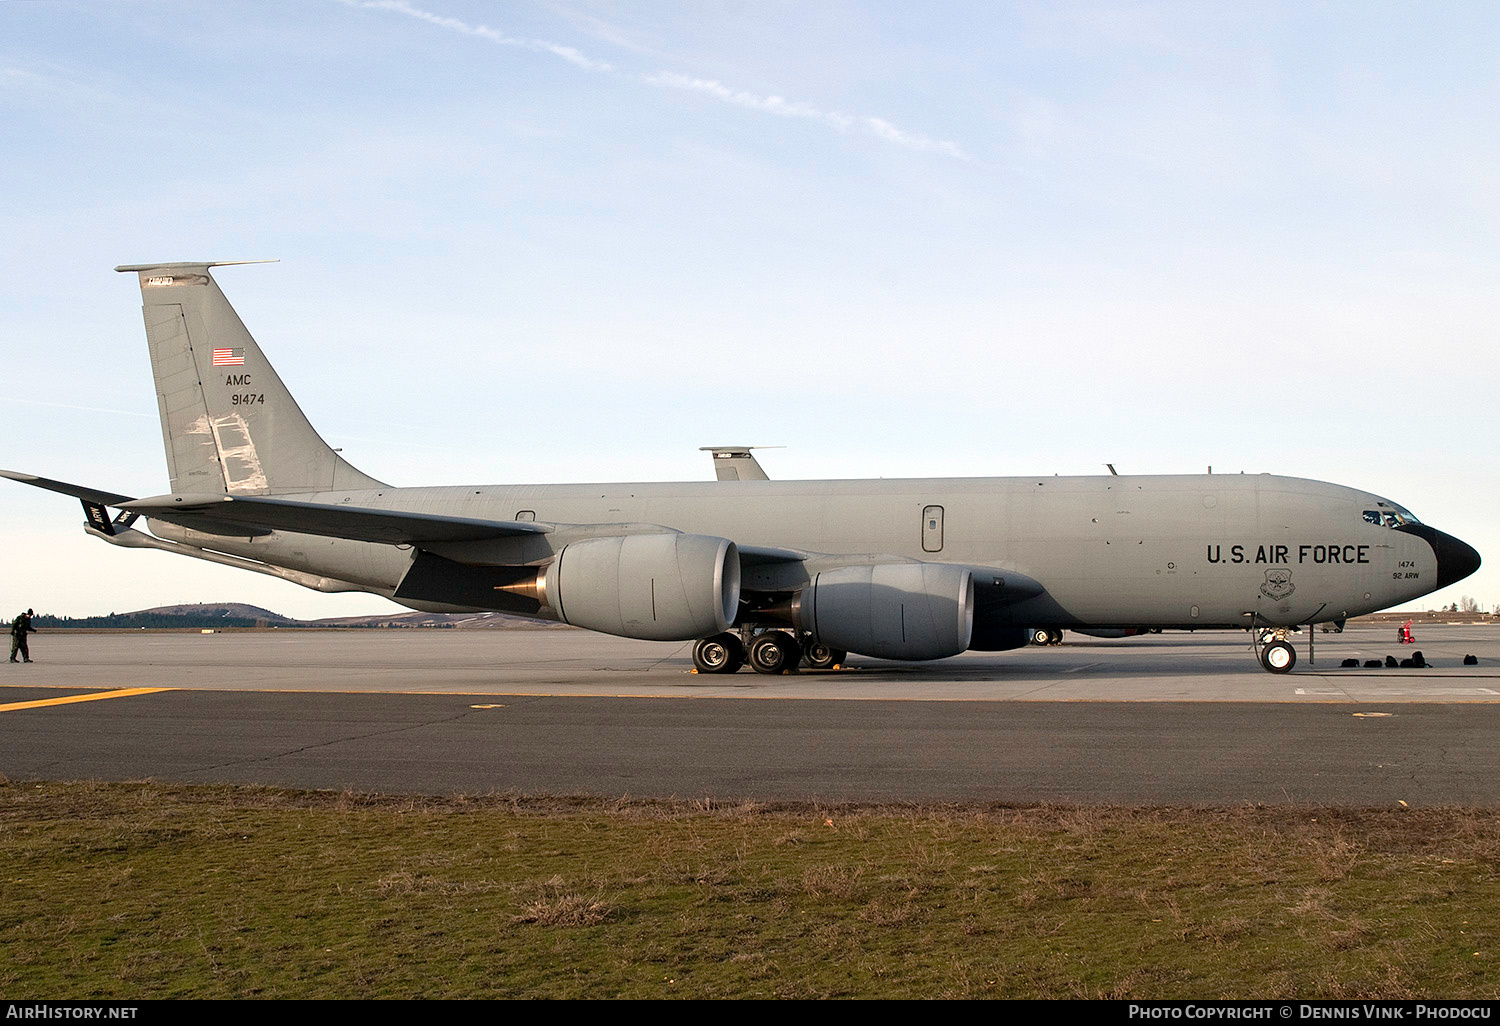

[0,687,172,713]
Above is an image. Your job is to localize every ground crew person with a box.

[10,609,36,663]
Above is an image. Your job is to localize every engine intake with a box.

[542,533,740,641]
[801,562,974,661]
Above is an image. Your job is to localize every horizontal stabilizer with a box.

[122,493,552,545]
[114,260,279,273]
[0,470,135,507]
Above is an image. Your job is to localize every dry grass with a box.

[2,781,1500,998]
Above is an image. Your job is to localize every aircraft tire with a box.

[748,632,798,675]
[1261,640,1297,674]
[803,642,845,670]
[693,633,745,674]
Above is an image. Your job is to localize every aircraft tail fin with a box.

[116,262,386,496]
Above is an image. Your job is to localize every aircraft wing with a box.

[5,469,797,557]
[123,493,552,545]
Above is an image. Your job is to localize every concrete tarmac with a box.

[2,623,1497,700]
[2,625,1498,803]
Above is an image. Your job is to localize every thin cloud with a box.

[643,72,855,129]
[4,397,153,418]
[643,73,967,158]
[340,0,613,72]
[342,1,966,159]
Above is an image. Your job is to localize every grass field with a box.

[2,779,1497,999]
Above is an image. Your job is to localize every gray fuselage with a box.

[149,471,1446,631]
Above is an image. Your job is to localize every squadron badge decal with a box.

[1260,569,1296,601]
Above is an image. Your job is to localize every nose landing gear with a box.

[1260,639,1297,673]
[1254,627,1299,673]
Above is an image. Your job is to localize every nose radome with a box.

[1431,529,1482,590]
[1394,523,1480,590]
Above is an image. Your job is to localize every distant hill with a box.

[30,603,570,631]
[34,603,297,630]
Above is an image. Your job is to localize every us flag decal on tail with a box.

[212,348,245,366]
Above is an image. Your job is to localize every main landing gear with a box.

[802,641,843,671]
[691,630,847,675]
[691,632,745,674]
[747,631,800,674]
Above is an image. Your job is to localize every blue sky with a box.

[2,0,1497,619]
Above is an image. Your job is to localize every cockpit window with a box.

[1362,506,1421,529]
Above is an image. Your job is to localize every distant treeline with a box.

[33,612,294,630]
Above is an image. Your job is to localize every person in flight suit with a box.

[10,609,36,663]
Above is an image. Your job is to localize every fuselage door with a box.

[922,505,944,553]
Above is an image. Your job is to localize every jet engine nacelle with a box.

[542,533,741,641]
[800,562,974,661]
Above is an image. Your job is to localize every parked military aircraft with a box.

[2,263,1481,674]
